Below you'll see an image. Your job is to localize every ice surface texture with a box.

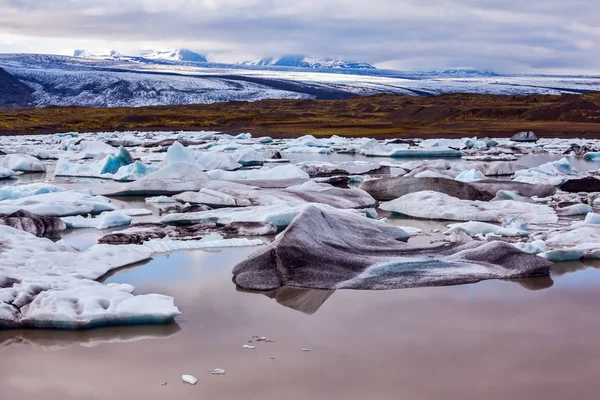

[232,207,551,291]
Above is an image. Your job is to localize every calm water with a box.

[2,152,600,399]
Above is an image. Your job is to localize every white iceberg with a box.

[0,167,16,179]
[513,157,577,185]
[62,211,133,230]
[380,191,558,224]
[0,183,64,201]
[206,165,309,181]
[0,154,46,172]
[163,141,241,171]
[144,234,263,253]
[0,190,115,217]
[455,169,485,182]
[445,221,529,238]
[0,225,179,329]
[161,203,378,229]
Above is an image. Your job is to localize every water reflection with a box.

[0,323,180,352]
[237,286,335,315]
[552,260,600,276]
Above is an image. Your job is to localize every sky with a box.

[0,0,598,74]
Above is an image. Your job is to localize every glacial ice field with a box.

[1,53,599,106]
[2,130,600,330]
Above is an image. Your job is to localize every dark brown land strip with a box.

[1,93,599,138]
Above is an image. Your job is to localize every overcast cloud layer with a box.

[0,0,598,73]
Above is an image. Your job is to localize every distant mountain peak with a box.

[241,55,375,70]
[433,69,498,77]
[73,49,122,59]
[140,49,207,62]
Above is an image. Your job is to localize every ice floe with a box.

[380,191,558,224]
[0,225,179,329]
[62,211,133,230]
[0,154,46,172]
[232,207,551,291]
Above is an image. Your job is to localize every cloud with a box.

[0,0,598,73]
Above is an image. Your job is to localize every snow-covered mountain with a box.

[74,49,207,63]
[241,55,376,69]
[0,53,598,108]
[73,49,124,59]
[429,69,498,77]
[140,49,207,62]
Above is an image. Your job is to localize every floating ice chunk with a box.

[0,226,179,329]
[380,191,558,224]
[235,133,252,140]
[0,167,16,179]
[145,196,178,204]
[363,146,463,158]
[546,226,600,247]
[282,146,333,154]
[258,136,273,144]
[144,234,263,253]
[0,190,115,217]
[119,208,153,216]
[160,203,381,230]
[557,204,593,216]
[503,218,528,230]
[584,213,600,224]
[232,206,551,291]
[584,152,600,161]
[455,169,485,182]
[414,170,450,179]
[419,137,475,150]
[236,150,265,166]
[513,158,577,185]
[0,183,64,201]
[55,147,134,179]
[206,165,309,181]
[182,375,198,385]
[163,142,241,170]
[112,162,157,181]
[512,240,547,254]
[243,344,256,349]
[543,248,586,262]
[445,221,529,238]
[208,369,225,375]
[287,135,330,148]
[492,190,534,203]
[0,154,46,172]
[78,140,116,159]
[98,163,211,196]
[62,211,132,230]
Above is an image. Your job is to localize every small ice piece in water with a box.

[0,167,16,179]
[455,169,485,182]
[243,345,256,349]
[512,240,548,255]
[62,211,132,230]
[557,204,593,216]
[182,375,198,385]
[584,213,600,224]
[208,369,225,375]
[301,348,311,352]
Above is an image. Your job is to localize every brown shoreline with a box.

[1,93,599,138]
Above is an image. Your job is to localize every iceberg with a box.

[0,210,66,238]
[0,183,64,201]
[0,167,16,179]
[455,169,485,182]
[161,203,379,229]
[513,158,577,185]
[584,213,600,224]
[0,225,179,329]
[62,211,133,230]
[0,190,115,217]
[112,162,157,182]
[0,154,46,172]
[236,150,265,167]
[445,221,529,238]
[380,191,558,224]
[97,163,211,196]
[206,165,309,181]
[512,240,547,255]
[144,234,264,253]
[232,207,551,291]
[362,146,464,158]
[163,141,241,171]
[55,147,135,179]
[557,204,593,216]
